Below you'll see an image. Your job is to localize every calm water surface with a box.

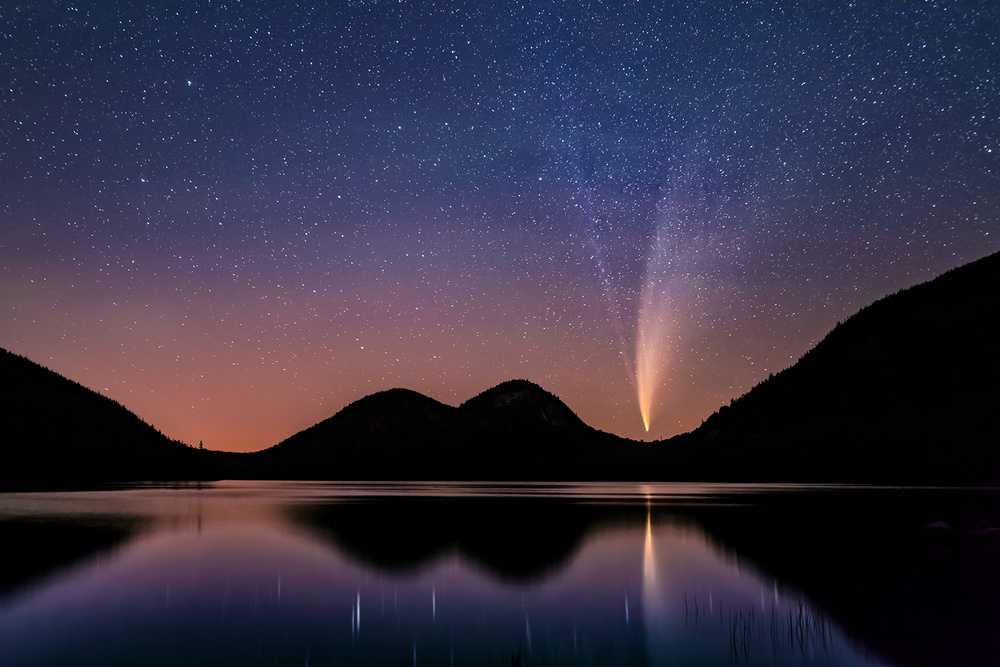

[1,481,997,666]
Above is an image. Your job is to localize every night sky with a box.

[3,1,998,451]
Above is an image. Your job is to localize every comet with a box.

[635,221,674,433]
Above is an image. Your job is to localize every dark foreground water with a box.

[1,482,998,666]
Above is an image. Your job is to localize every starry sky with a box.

[3,0,998,452]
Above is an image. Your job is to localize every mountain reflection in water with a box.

[0,482,995,666]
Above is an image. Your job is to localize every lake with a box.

[1,481,998,666]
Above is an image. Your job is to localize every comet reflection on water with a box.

[0,482,917,666]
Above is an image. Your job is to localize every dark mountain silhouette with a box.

[247,379,643,480]
[666,250,1000,484]
[457,378,591,433]
[0,348,216,489]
